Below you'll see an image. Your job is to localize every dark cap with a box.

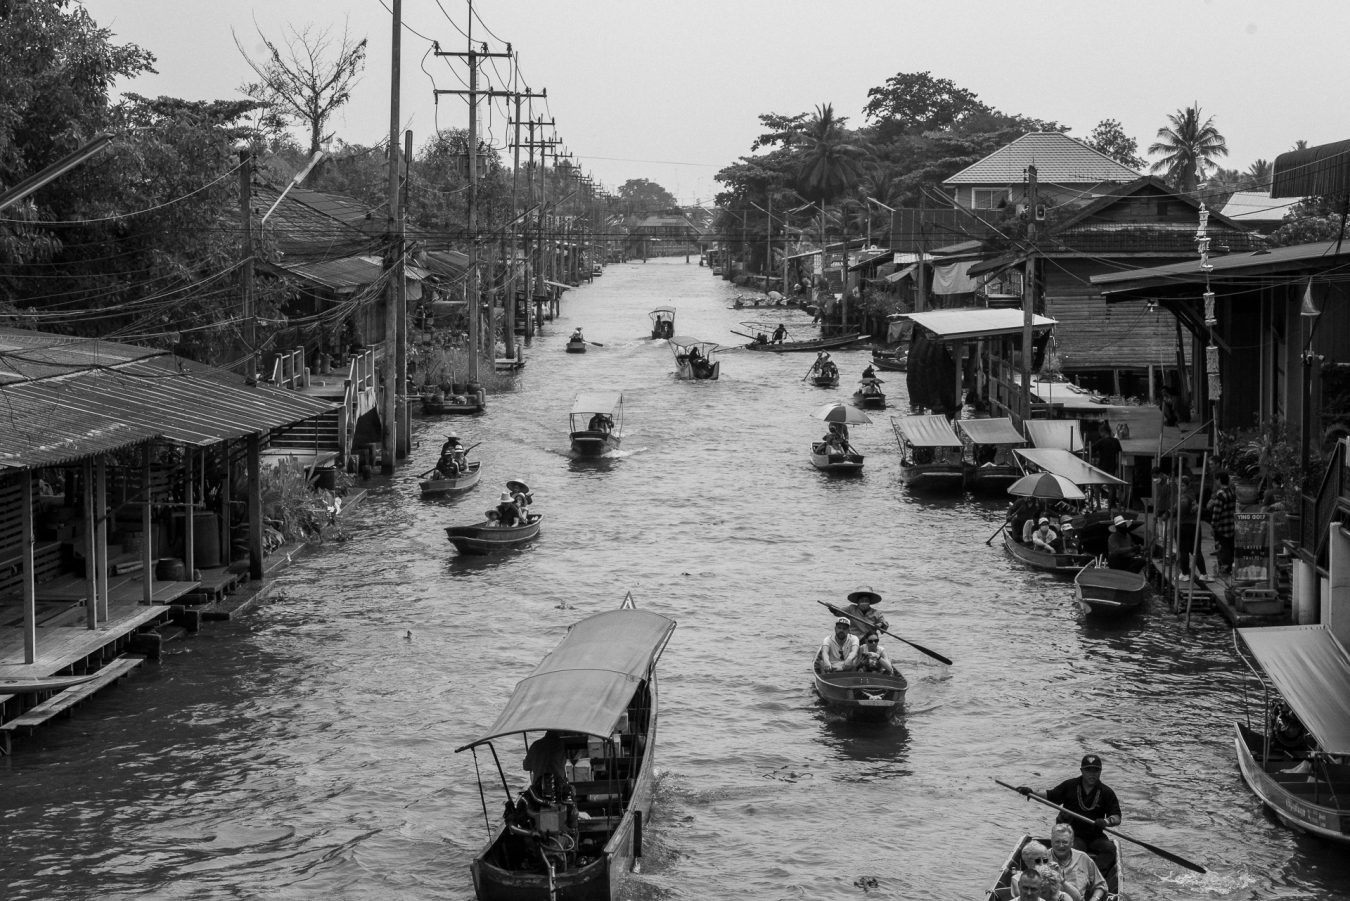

[1081,754,1103,770]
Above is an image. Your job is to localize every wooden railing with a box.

[339,349,378,459]
[269,346,307,389]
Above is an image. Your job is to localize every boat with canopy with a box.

[669,336,720,380]
[891,414,964,490]
[456,598,677,901]
[648,306,675,339]
[569,391,623,456]
[1003,448,1127,572]
[1233,624,1350,844]
[956,418,1026,493]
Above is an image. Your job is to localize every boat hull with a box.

[809,374,839,387]
[1003,535,1094,574]
[810,443,864,473]
[899,464,964,490]
[674,360,720,381]
[964,465,1020,493]
[566,340,588,354]
[852,391,886,408]
[745,332,864,353]
[445,515,542,554]
[1234,722,1350,842]
[870,351,907,372]
[420,461,482,496]
[1074,562,1149,616]
[570,431,621,456]
[813,665,907,722]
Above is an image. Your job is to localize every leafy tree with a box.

[616,178,679,215]
[236,22,368,157]
[863,71,981,139]
[751,112,809,151]
[1085,119,1144,169]
[1246,158,1272,190]
[795,103,867,204]
[1147,104,1228,194]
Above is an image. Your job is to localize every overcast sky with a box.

[92,0,1350,206]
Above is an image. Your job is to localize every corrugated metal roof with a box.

[0,329,338,469]
[1092,240,1350,294]
[1272,139,1350,198]
[1218,191,1299,222]
[944,133,1140,186]
[906,308,1057,340]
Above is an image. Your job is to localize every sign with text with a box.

[1233,511,1273,586]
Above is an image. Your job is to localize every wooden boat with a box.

[956,418,1026,493]
[456,598,677,901]
[565,336,588,354]
[670,336,720,380]
[891,414,964,490]
[809,372,839,387]
[740,331,864,353]
[422,391,486,415]
[870,347,907,372]
[984,833,1121,901]
[649,306,675,339]
[569,391,623,456]
[1003,533,1094,574]
[853,378,886,408]
[810,441,864,473]
[1074,559,1149,616]
[812,659,906,722]
[420,461,482,497]
[1233,625,1350,844]
[0,673,98,694]
[444,514,542,554]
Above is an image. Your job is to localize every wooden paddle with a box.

[818,600,953,666]
[730,329,759,341]
[993,779,1207,874]
[985,521,1008,546]
[588,341,605,347]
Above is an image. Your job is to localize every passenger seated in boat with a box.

[1012,867,1044,901]
[523,729,574,801]
[1106,515,1144,571]
[1059,522,1082,555]
[496,492,524,527]
[1048,823,1109,901]
[507,479,533,514]
[588,413,613,433]
[1029,517,1059,553]
[842,585,888,637]
[437,434,466,476]
[571,328,584,342]
[1033,864,1073,901]
[754,332,769,345]
[913,446,934,465]
[820,431,849,458]
[818,617,860,672]
[856,633,896,674]
[829,422,850,443]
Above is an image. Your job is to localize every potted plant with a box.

[1214,425,1263,505]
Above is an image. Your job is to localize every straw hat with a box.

[847,585,882,604]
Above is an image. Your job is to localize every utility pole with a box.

[238,148,255,378]
[506,81,545,357]
[380,0,401,474]
[1021,164,1039,425]
[434,23,512,390]
[396,128,412,460]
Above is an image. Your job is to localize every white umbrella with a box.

[1007,472,1085,501]
[811,402,873,425]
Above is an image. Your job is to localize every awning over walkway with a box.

[956,417,1025,446]
[1239,625,1350,755]
[1015,447,1125,486]
[884,264,917,284]
[906,308,1057,341]
[892,414,963,448]
[1024,419,1083,452]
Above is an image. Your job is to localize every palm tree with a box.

[795,103,867,205]
[1245,159,1272,191]
[1147,103,1229,194]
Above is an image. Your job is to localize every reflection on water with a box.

[0,259,1346,901]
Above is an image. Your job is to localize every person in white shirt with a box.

[817,618,859,672]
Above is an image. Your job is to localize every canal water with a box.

[2,258,1348,901]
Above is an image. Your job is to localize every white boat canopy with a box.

[1015,447,1126,486]
[892,414,963,448]
[956,417,1025,446]
[570,391,623,416]
[1024,419,1084,452]
[1239,625,1350,756]
[649,306,676,319]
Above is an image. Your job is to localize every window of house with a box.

[972,188,1006,210]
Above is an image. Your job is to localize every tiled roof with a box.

[944,133,1141,186]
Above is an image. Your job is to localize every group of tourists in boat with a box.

[443,476,542,555]
[420,432,483,496]
[807,351,840,386]
[853,362,886,408]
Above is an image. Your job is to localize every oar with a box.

[730,329,759,341]
[985,521,1008,546]
[588,341,605,347]
[818,600,953,666]
[802,362,818,381]
[993,779,1207,874]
